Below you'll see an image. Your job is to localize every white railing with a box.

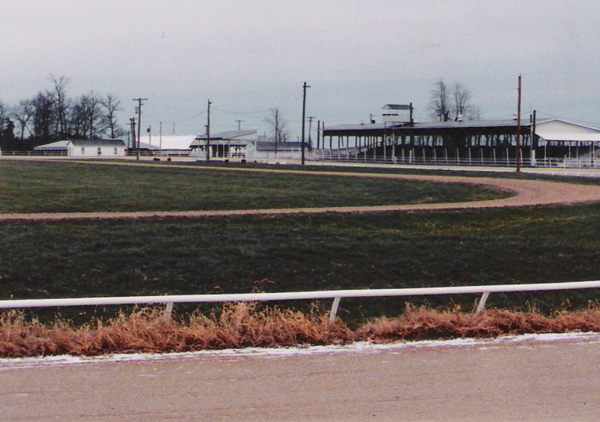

[0,151,68,157]
[308,150,600,170]
[1,280,600,323]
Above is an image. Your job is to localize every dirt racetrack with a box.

[3,164,600,221]
[3,334,600,422]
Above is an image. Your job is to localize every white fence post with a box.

[164,302,174,321]
[329,297,341,323]
[476,292,490,314]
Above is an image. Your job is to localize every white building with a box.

[35,139,126,157]
[381,104,414,125]
[135,135,196,156]
[190,130,304,161]
[534,119,600,144]
[533,118,600,166]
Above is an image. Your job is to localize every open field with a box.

[2,160,600,323]
[0,160,506,213]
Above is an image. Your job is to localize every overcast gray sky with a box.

[2,0,599,139]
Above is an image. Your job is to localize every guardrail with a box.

[1,280,600,323]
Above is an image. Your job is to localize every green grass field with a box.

[2,160,600,322]
[0,161,506,213]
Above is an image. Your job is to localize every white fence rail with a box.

[2,280,600,323]
[308,150,600,170]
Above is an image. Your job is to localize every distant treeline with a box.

[0,75,125,151]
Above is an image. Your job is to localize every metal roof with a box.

[35,139,126,149]
[411,119,528,130]
[195,129,257,140]
[70,139,126,147]
[323,118,544,134]
[34,140,70,150]
[534,119,600,142]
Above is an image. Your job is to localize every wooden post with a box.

[317,120,321,150]
[301,82,309,165]
[206,99,212,162]
[516,75,522,172]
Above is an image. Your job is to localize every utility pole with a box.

[236,120,243,131]
[317,120,321,150]
[274,109,278,156]
[129,118,137,152]
[301,82,310,165]
[206,99,212,162]
[516,75,522,173]
[133,98,147,161]
[307,116,315,150]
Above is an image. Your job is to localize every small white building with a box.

[35,139,126,157]
[382,104,414,125]
[190,130,257,160]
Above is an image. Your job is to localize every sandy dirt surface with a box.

[3,162,600,221]
[2,335,600,421]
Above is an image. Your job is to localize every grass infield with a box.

[0,160,506,213]
[1,160,600,323]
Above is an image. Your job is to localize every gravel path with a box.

[3,164,600,221]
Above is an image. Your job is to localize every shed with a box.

[35,139,126,157]
[190,130,258,160]
[68,139,126,157]
[191,129,304,161]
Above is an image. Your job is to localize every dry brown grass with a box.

[355,306,600,342]
[0,304,354,358]
[2,304,600,358]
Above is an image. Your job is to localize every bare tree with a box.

[71,91,103,139]
[429,79,451,122]
[464,105,482,121]
[264,108,289,143]
[31,91,55,143]
[430,79,479,121]
[0,100,5,130]
[11,99,35,141]
[49,74,71,137]
[452,83,471,120]
[101,93,123,138]
[0,100,6,150]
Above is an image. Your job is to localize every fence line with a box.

[2,280,600,322]
[309,152,600,170]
